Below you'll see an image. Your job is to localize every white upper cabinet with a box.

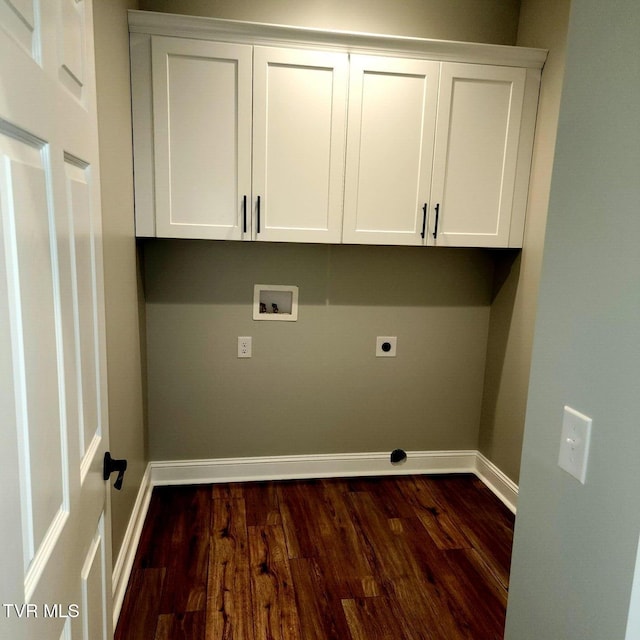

[252,46,348,243]
[151,37,252,240]
[427,63,528,248]
[344,59,535,247]
[140,38,347,243]
[343,55,440,245]
[129,12,544,247]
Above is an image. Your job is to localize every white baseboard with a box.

[111,464,153,629]
[474,452,518,513]
[112,449,517,627]
[148,449,518,510]
[149,449,479,486]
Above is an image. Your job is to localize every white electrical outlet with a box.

[238,336,252,358]
[376,336,397,357]
[558,406,592,484]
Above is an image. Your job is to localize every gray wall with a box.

[478,0,571,482]
[140,0,522,463]
[144,242,493,460]
[139,0,520,44]
[505,0,640,637]
[93,0,147,562]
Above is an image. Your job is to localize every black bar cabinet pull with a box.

[421,203,428,239]
[433,203,440,240]
[103,452,127,491]
[257,195,261,234]
[243,195,247,233]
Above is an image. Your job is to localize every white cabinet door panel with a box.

[343,55,439,245]
[429,63,526,247]
[252,46,348,243]
[152,37,252,240]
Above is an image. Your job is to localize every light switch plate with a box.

[558,406,592,484]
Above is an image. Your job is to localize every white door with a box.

[343,55,440,245]
[429,63,526,247]
[152,36,253,240]
[0,2,113,639]
[252,46,348,243]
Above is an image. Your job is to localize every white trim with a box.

[111,464,153,628]
[112,449,518,626]
[147,450,518,510]
[149,450,478,486]
[128,11,547,70]
[474,452,519,514]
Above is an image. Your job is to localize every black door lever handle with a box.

[103,452,127,490]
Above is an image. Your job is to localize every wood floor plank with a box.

[115,568,165,640]
[159,486,211,614]
[453,547,509,610]
[155,611,206,640]
[133,487,183,569]
[278,478,378,599]
[212,497,249,563]
[342,597,407,640]
[345,476,416,518]
[212,482,245,501]
[248,525,303,640]
[208,494,253,639]
[317,480,381,598]
[277,480,333,560]
[116,475,515,640]
[440,548,508,639]
[345,491,417,580]
[206,554,254,640]
[346,492,469,639]
[428,476,514,588]
[244,481,281,526]
[392,515,497,639]
[397,475,472,550]
[289,557,352,640]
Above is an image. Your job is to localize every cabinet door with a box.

[343,55,440,245]
[152,37,252,239]
[252,46,348,243]
[429,63,526,247]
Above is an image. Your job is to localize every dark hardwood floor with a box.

[115,474,514,640]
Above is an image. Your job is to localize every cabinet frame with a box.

[129,11,546,248]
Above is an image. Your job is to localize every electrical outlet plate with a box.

[376,336,397,357]
[558,406,592,484]
[238,336,252,358]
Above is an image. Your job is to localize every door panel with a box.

[0,1,112,638]
[59,0,87,102]
[0,128,67,583]
[0,0,38,60]
[80,517,109,640]
[64,157,102,472]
